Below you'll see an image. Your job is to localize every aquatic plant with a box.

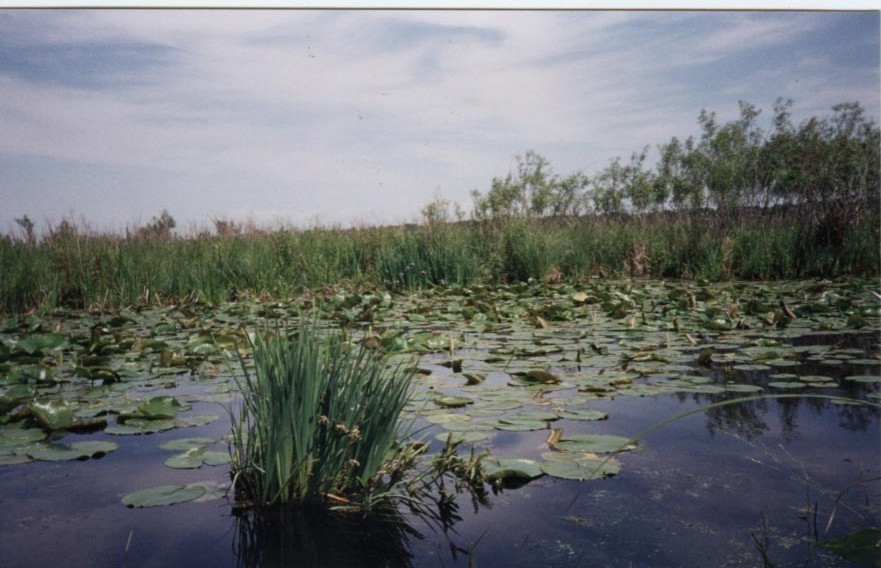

[229,319,414,511]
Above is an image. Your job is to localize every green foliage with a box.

[229,320,414,511]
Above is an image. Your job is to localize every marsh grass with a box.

[229,319,414,511]
[0,211,877,313]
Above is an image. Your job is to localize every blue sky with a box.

[0,9,878,233]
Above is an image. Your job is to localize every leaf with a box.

[16,333,68,355]
[159,437,217,451]
[30,400,77,431]
[555,434,637,454]
[523,369,561,384]
[0,427,46,449]
[558,409,609,421]
[165,447,230,469]
[121,396,189,420]
[434,396,474,408]
[122,484,206,508]
[27,440,116,461]
[105,418,176,435]
[540,453,621,480]
[484,457,544,481]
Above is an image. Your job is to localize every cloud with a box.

[0,10,877,230]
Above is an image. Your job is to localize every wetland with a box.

[1,278,878,567]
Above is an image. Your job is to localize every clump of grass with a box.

[229,319,414,512]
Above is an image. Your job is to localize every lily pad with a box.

[558,409,609,421]
[122,483,206,508]
[105,418,177,435]
[484,457,544,481]
[434,430,491,444]
[30,400,77,431]
[434,396,474,408]
[844,375,881,383]
[540,453,621,480]
[121,396,189,420]
[165,447,230,469]
[159,437,217,451]
[27,440,118,461]
[555,434,637,454]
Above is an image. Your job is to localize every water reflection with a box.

[703,392,879,441]
[234,507,419,568]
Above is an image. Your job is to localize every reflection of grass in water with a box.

[230,319,414,511]
[234,506,418,568]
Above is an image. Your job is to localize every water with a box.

[0,285,879,568]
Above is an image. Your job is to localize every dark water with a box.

[1,343,878,567]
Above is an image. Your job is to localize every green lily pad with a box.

[521,370,561,384]
[175,414,220,428]
[30,400,77,431]
[122,483,206,508]
[165,447,230,469]
[27,440,118,461]
[540,453,621,480]
[17,333,68,355]
[159,437,217,451]
[121,396,190,421]
[558,409,609,421]
[434,396,474,408]
[434,430,491,444]
[820,527,881,565]
[484,457,544,481]
[105,418,177,435]
[494,419,551,431]
[555,434,637,454]
[844,375,881,383]
[0,427,46,448]
[767,381,808,389]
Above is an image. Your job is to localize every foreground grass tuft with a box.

[229,319,414,512]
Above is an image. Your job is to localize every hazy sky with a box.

[1,9,878,233]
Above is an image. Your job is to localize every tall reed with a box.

[229,320,414,511]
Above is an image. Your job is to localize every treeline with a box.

[0,100,877,314]
[469,99,879,233]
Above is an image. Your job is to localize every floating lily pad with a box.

[724,384,764,393]
[105,418,177,435]
[0,427,46,448]
[820,527,881,565]
[434,396,474,408]
[494,419,550,431]
[159,437,217,451]
[27,440,118,461]
[122,483,207,508]
[540,452,621,480]
[30,400,77,431]
[121,396,190,420]
[175,414,220,428]
[558,409,609,421]
[434,430,491,444]
[165,447,230,469]
[484,457,544,481]
[767,381,808,389]
[555,434,636,454]
[844,375,881,383]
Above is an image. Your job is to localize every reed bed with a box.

[0,211,877,314]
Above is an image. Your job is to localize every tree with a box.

[138,209,177,239]
[15,215,35,244]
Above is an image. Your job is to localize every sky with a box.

[0,8,878,234]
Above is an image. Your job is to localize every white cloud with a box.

[0,10,877,229]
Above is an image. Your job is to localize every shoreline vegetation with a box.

[2,99,878,314]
